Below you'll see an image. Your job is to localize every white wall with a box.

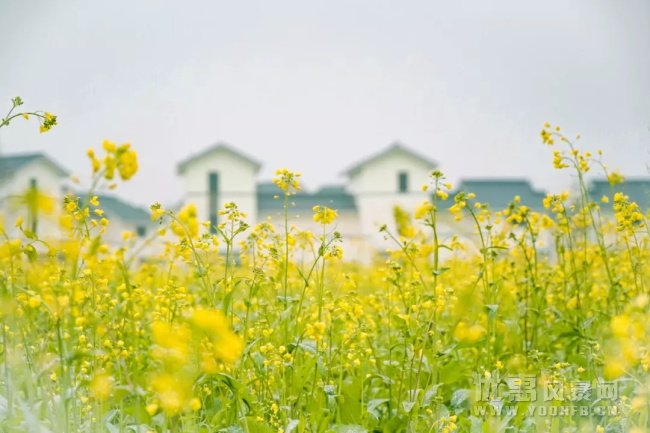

[0,159,66,238]
[347,151,435,248]
[0,159,65,202]
[179,149,258,226]
[257,208,374,262]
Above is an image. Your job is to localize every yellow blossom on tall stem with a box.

[171,203,200,238]
[272,168,301,195]
[312,205,337,225]
[414,201,433,220]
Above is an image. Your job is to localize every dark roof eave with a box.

[0,153,69,178]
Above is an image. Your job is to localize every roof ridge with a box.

[177,142,262,174]
[341,142,437,177]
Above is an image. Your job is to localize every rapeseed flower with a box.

[273,168,301,195]
[312,205,337,225]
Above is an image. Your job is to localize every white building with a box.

[0,153,68,236]
[177,143,261,230]
[343,142,437,246]
[0,152,153,242]
[3,144,643,261]
[173,142,562,260]
[175,142,438,259]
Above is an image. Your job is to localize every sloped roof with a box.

[589,178,650,210]
[342,142,437,177]
[451,178,547,210]
[177,142,262,175]
[0,153,69,182]
[97,194,150,223]
[257,183,357,213]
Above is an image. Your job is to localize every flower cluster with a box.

[87,139,139,181]
[272,168,301,195]
[613,192,644,233]
[312,205,338,225]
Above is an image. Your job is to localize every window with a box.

[136,225,147,237]
[398,171,408,193]
[208,172,219,233]
[29,178,38,233]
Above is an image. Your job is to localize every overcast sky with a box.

[1,0,649,207]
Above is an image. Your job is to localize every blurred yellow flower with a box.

[312,205,337,225]
[89,373,113,401]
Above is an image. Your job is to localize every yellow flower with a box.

[189,397,202,411]
[213,331,245,365]
[540,124,554,145]
[117,144,138,180]
[151,321,190,365]
[149,373,190,416]
[613,193,643,233]
[192,307,229,334]
[603,358,626,380]
[607,171,624,186]
[324,245,344,260]
[414,201,433,219]
[150,202,165,221]
[436,190,449,200]
[171,203,199,238]
[312,205,338,225]
[453,321,486,344]
[27,297,41,309]
[102,139,117,153]
[191,307,244,365]
[611,314,631,338]
[145,403,159,416]
[104,155,116,180]
[552,150,568,169]
[393,205,416,238]
[39,112,57,133]
[89,373,113,401]
[272,168,301,195]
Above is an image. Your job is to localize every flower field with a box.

[1,110,650,432]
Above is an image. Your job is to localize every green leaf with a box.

[23,245,37,262]
[451,388,470,408]
[366,398,389,419]
[432,267,450,276]
[402,400,416,413]
[485,304,499,319]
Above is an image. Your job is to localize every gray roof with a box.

[257,183,357,213]
[450,178,547,210]
[177,142,262,175]
[589,178,650,210]
[342,142,437,177]
[0,153,69,182]
[97,194,150,223]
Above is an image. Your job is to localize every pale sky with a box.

[1,0,649,207]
